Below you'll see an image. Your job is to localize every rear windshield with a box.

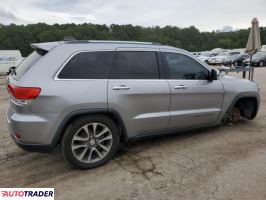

[13,50,44,80]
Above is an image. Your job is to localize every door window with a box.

[58,51,114,79]
[163,52,209,80]
[114,51,159,79]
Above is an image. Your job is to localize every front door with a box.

[108,48,171,138]
[162,51,224,129]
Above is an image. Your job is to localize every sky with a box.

[0,0,265,32]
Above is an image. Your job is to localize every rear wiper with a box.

[8,66,17,75]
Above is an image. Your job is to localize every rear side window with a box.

[58,52,114,79]
[114,51,159,79]
[14,50,43,80]
[163,52,209,80]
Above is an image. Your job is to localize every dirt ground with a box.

[0,68,266,200]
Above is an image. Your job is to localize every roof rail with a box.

[64,40,90,44]
[64,40,162,46]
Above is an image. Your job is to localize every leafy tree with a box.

[0,23,265,56]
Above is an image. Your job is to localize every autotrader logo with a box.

[0,188,54,199]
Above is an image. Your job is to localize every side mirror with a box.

[210,69,218,81]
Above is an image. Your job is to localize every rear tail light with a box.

[14,133,21,140]
[7,84,41,100]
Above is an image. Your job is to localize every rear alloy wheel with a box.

[234,61,238,67]
[62,115,120,169]
[259,61,264,67]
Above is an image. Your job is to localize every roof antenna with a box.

[63,36,76,41]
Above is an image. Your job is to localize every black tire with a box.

[61,115,120,169]
[204,60,210,65]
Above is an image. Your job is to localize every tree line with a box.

[0,23,265,56]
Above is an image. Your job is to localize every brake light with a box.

[15,133,21,140]
[7,84,41,100]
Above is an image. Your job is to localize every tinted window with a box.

[229,52,240,56]
[164,52,209,80]
[14,51,43,80]
[58,52,114,79]
[115,52,159,79]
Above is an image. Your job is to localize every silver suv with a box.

[6,40,260,169]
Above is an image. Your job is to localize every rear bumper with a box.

[6,106,55,153]
[10,134,51,153]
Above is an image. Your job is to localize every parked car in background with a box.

[209,48,229,55]
[243,52,266,67]
[209,51,241,65]
[208,52,228,65]
[6,40,260,169]
[197,52,212,64]
[224,53,250,66]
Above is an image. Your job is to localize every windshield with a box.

[13,50,43,80]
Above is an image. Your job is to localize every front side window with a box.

[163,52,209,80]
[114,51,159,79]
[58,51,114,79]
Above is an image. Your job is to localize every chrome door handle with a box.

[112,85,130,90]
[174,85,187,89]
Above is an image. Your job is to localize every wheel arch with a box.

[51,109,128,148]
[224,93,260,122]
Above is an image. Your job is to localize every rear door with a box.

[162,50,224,129]
[108,48,171,138]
